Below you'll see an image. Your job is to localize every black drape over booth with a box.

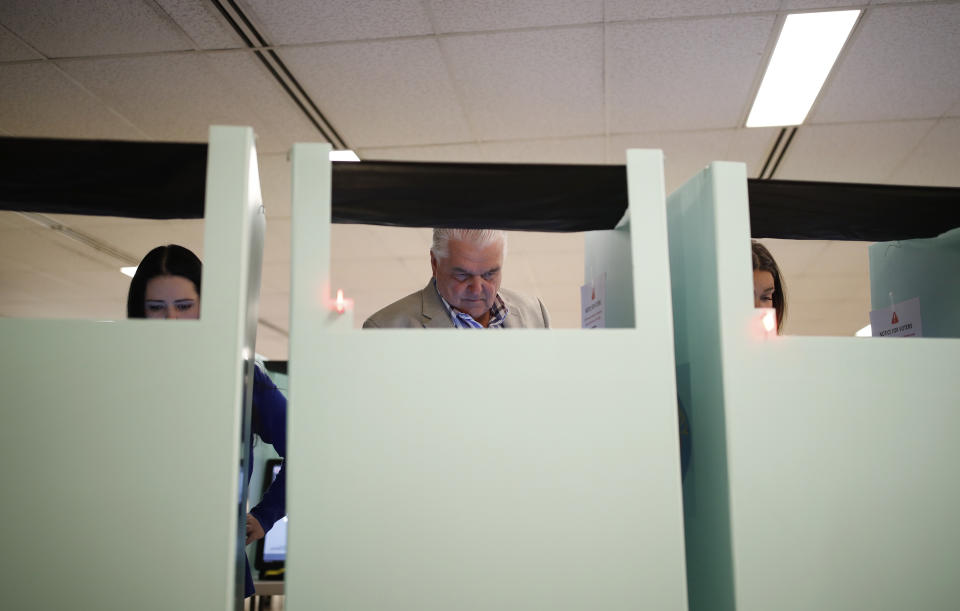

[2,136,958,241]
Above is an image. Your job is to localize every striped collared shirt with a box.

[435,280,508,329]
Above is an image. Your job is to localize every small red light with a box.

[335,289,345,313]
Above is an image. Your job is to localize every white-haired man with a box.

[363,228,550,329]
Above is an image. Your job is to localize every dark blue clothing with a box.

[244,366,287,598]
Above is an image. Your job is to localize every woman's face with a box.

[753,270,775,308]
[144,275,200,319]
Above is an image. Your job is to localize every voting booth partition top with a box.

[0,127,266,610]
[668,162,960,611]
[284,146,689,611]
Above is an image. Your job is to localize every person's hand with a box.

[246,513,265,545]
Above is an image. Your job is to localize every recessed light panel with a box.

[747,10,860,128]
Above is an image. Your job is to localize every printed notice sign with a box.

[869,296,923,338]
[581,273,606,329]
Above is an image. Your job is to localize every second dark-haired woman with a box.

[127,244,286,599]
[752,241,787,334]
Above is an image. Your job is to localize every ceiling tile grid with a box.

[890,117,960,187]
[811,2,960,123]
[154,0,245,50]
[478,136,608,163]
[0,61,147,139]
[607,128,777,191]
[359,142,487,162]
[427,0,602,33]
[779,0,868,10]
[0,23,41,61]
[605,15,777,133]
[279,38,473,148]
[0,0,193,58]
[55,50,319,153]
[776,120,936,183]
[258,153,293,218]
[240,0,432,45]
[606,0,780,21]
[440,26,605,141]
[254,323,289,360]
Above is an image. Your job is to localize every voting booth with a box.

[668,162,960,610]
[284,146,688,610]
[0,127,265,609]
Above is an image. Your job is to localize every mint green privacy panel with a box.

[668,163,960,611]
[285,146,687,610]
[869,227,960,338]
[0,126,266,610]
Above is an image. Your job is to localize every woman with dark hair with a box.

[752,241,787,334]
[127,244,202,319]
[127,244,286,599]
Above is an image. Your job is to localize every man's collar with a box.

[432,279,508,328]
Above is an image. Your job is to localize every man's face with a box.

[431,237,504,323]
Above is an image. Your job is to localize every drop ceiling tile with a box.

[57,50,319,154]
[369,226,432,259]
[256,294,290,329]
[359,142,486,163]
[0,0,193,57]
[259,153,292,218]
[478,136,607,164]
[428,0,602,33]
[0,226,120,273]
[606,0,779,21]
[0,298,125,320]
[889,118,960,188]
[775,120,934,183]
[263,218,290,263]
[606,16,776,133]
[153,0,244,50]
[241,0,431,44]
[608,130,740,192]
[0,24,41,61]
[725,127,781,177]
[442,26,604,140]
[0,211,42,230]
[780,0,867,9]
[332,225,427,261]
[254,322,288,360]
[811,3,960,123]
[808,240,872,276]
[0,267,76,301]
[260,262,290,294]
[41,216,206,263]
[330,257,417,292]
[0,62,146,139]
[755,238,830,277]
[279,39,472,148]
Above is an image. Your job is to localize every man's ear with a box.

[430,251,438,278]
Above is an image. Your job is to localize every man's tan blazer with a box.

[362,280,550,329]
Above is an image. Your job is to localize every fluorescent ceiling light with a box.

[329,149,360,162]
[120,266,137,278]
[746,10,860,128]
[855,324,872,337]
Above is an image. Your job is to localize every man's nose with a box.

[467,276,483,293]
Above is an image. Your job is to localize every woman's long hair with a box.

[752,241,786,333]
[126,244,202,318]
